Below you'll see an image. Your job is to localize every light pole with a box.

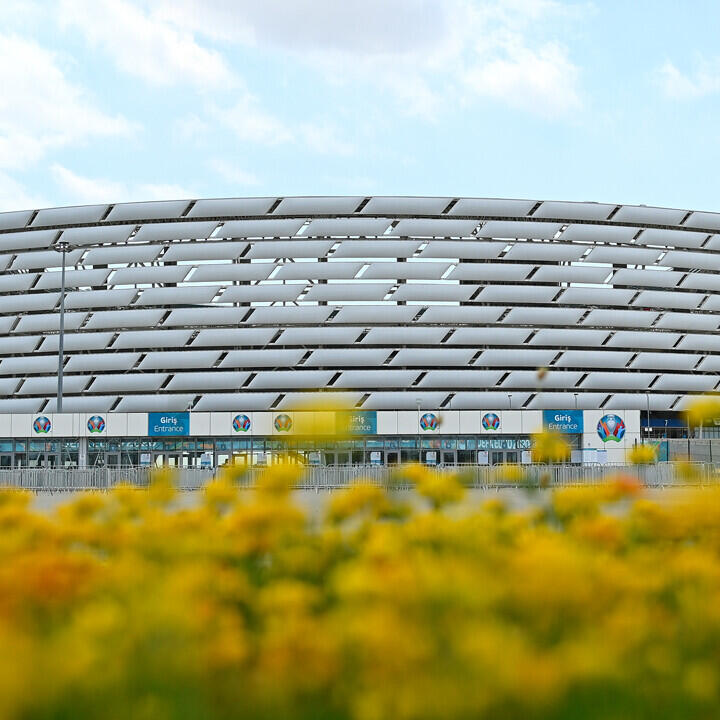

[574,393,578,410]
[645,393,651,445]
[53,241,70,413]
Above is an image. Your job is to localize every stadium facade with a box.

[0,195,716,467]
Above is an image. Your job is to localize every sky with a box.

[1,0,720,214]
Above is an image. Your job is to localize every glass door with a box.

[490,451,504,466]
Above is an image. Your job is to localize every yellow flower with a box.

[531,431,571,463]
[627,443,657,465]
[255,460,303,496]
[685,394,720,428]
[327,483,389,524]
[404,464,465,509]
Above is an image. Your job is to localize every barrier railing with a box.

[0,462,715,491]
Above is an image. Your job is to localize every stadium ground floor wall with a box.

[0,409,646,467]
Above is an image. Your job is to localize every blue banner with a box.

[542,410,584,434]
[347,411,377,435]
[148,412,190,437]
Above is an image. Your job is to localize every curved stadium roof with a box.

[0,195,719,414]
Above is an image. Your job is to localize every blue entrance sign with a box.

[347,411,377,435]
[148,412,189,437]
[542,410,584,434]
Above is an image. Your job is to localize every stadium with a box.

[0,195,718,468]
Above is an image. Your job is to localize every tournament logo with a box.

[419,412,439,431]
[233,414,251,433]
[33,416,52,434]
[87,415,106,433]
[274,413,293,432]
[597,414,626,443]
[482,412,501,431]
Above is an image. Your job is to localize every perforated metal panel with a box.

[113,329,194,349]
[187,198,276,217]
[132,221,217,243]
[248,370,335,389]
[533,202,614,220]
[59,224,134,246]
[476,348,556,366]
[361,327,447,345]
[502,371,583,389]
[613,205,686,224]
[448,263,532,281]
[556,350,632,368]
[449,328,530,345]
[560,224,636,243]
[502,243,585,261]
[449,199,535,217]
[419,241,506,259]
[334,370,420,388]
[221,284,303,303]
[221,219,306,239]
[304,218,391,237]
[633,290,706,310]
[393,284,478,302]
[66,352,141,372]
[189,264,274,283]
[273,262,362,280]
[332,240,421,258]
[109,266,191,286]
[0,230,59,252]
[220,349,305,368]
[390,349,475,366]
[363,262,451,280]
[392,219,479,237]
[583,246,662,265]
[305,349,391,367]
[611,269,684,288]
[479,221,561,240]
[105,200,190,221]
[162,240,247,263]
[418,370,503,387]
[303,284,393,301]
[247,240,333,259]
[630,353,700,371]
[138,350,222,370]
[193,393,279,411]
[361,197,451,215]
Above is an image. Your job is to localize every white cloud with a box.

[463,41,581,117]
[159,0,583,120]
[300,124,355,157]
[0,34,132,170]
[58,0,235,89]
[208,159,260,187]
[0,172,45,213]
[216,98,294,146]
[51,164,194,204]
[207,98,355,155]
[658,59,720,100]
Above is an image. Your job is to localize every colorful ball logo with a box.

[482,412,501,431]
[87,415,105,433]
[33,416,51,434]
[233,414,251,433]
[597,414,626,443]
[274,414,293,432]
[419,412,439,431]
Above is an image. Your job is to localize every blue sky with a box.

[1,0,720,213]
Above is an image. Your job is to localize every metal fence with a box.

[0,462,717,491]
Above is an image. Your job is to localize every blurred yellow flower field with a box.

[1,463,720,719]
